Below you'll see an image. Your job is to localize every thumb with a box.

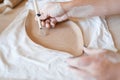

[55,14,68,22]
[84,47,107,55]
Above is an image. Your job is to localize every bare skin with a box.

[61,0,120,17]
[37,0,120,28]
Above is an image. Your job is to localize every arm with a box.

[61,0,120,18]
[38,0,120,28]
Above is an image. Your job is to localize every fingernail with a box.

[46,23,50,29]
[46,25,48,28]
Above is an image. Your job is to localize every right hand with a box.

[35,2,69,28]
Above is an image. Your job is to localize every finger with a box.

[84,47,108,55]
[67,56,93,69]
[45,23,50,29]
[41,21,45,27]
[55,14,68,22]
[50,18,57,28]
[45,20,51,29]
[50,22,55,28]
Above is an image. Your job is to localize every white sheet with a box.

[0,0,118,80]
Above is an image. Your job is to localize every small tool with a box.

[33,0,48,36]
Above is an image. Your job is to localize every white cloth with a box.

[0,0,118,80]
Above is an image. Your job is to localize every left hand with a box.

[67,48,120,80]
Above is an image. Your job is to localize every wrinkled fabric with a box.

[4,0,22,8]
[0,0,23,13]
[0,0,118,80]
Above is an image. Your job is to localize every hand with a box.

[36,2,68,28]
[67,48,120,80]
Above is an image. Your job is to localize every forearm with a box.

[61,0,120,18]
